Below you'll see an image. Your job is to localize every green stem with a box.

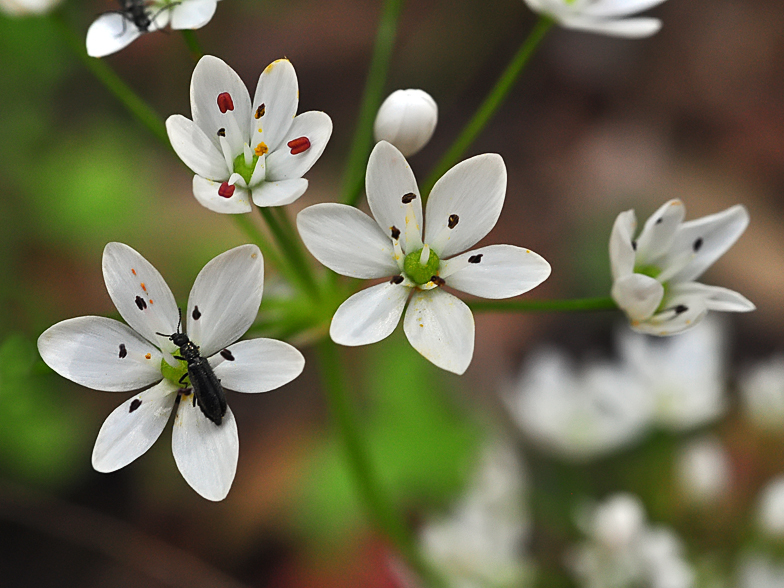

[231,214,284,271]
[342,0,405,206]
[180,30,204,62]
[467,296,617,313]
[421,16,553,198]
[315,340,447,588]
[259,208,320,299]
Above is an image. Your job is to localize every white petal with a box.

[611,273,664,321]
[251,178,308,207]
[670,282,755,313]
[366,141,424,254]
[632,289,708,336]
[561,15,662,38]
[91,380,178,472]
[265,111,333,181]
[297,203,400,279]
[251,59,299,153]
[403,288,474,375]
[582,0,668,18]
[212,339,304,392]
[664,204,749,284]
[609,209,637,280]
[424,153,506,258]
[330,282,410,346]
[190,55,251,151]
[102,242,179,351]
[86,13,141,58]
[441,244,551,299]
[38,316,163,391]
[172,400,238,501]
[166,115,228,179]
[170,0,217,29]
[634,199,685,266]
[192,175,253,214]
[186,244,263,357]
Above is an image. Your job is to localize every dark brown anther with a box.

[192,306,201,320]
[448,214,459,229]
[431,276,446,287]
[401,192,416,204]
[693,237,703,252]
[218,182,235,198]
[656,217,663,225]
[255,103,266,119]
[287,136,311,155]
[632,240,637,251]
[220,349,235,361]
[217,92,234,113]
[390,226,401,240]
[390,275,404,285]
[135,296,147,310]
[468,254,483,264]
[674,304,688,314]
[217,128,226,137]
[129,399,142,413]
[118,344,127,359]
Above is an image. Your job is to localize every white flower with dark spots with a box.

[37,243,304,501]
[166,55,333,214]
[86,0,223,58]
[524,0,668,38]
[610,199,754,336]
[297,141,551,375]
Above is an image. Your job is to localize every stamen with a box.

[288,136,311,155]
[468,254,483,264]
[129,399,142,413]
[243,143,254,167]
[419,244,431,266]
[402,192,417,204]
[135,296,147,310]
[429,216,459,254]
[390,275,404,285]
[401,194,423,252]
[391,228,405,270]
[632,240,637,251]
[118,344,127,359]
[430,275,446,287]
[217,92,234,113]
[255,103,266,119]
[448,214,459,229]
[390,226,401,240]
[218,135,235,172]
[656,249,694,283]
[218,182,235,198]
[217,128,226,137]
[220,349,235,361]
[255,142,268,156]
[674,304,688,314]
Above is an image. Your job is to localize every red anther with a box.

[218,182,235,198]
[217,92,234,113]
[287,136,311,155]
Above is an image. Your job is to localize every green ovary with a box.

[634,264,661,280]
[232,152,259,185]
[403,247,441,285]
[161,357,190,388]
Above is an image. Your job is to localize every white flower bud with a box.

[0,0,62,16]
[757,476,784,538]
[374,89,438,157]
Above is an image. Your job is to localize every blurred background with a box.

[2,0,784,586]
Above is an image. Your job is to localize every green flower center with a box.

[161,357,190,388]
[634,264,661,280]
[232,152,259,186]
[403,247,441,285]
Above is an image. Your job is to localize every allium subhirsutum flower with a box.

[87,0,223,58]
[0,0,61,16]
[297,141,551,375]
[374,89,438,157]
[610,199,754,336]
[167,55,333,213]
[523,0,668,38]
[37,243,304,501]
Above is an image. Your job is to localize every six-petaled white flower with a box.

[297,141,551,375]
[37,243,305,501]
[523,0,668,38]
[166,55,333,214]
[610,199,754,336]
[87,0,223,58]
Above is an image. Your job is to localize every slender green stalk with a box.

[421,16,554,198]
[231,214,284,271]
[259,208,320,299]
[342,0,405,206]
[315,340,447,588]
[468,296,617,313]
[180,30,204,62]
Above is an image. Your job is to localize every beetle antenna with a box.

[176,308,182,334]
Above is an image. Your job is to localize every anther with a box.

[129,399,142,413]
[118,343,127,359]
[255,103,266,119]
[217,128,226,137]
[218,182,235,198]
[390,275,404,285]
[217,92,234,113]
[135,296,147,310]
[220,349,235,361]
[402,192,417,204]
[632,240,637,251]
[390,226,401,240]
[255,142,268,156]
[448,214,459,229]
[192,306,201,320]
[468,254,483,264]
[288,136,311,155]
[674,304,688,315]
[656,217,663,225]
[430,276,446,287]
[693,237,703,252]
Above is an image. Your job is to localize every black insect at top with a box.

[116,0,153,32]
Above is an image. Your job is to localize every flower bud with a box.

[374,89,438,157]
[0,0,62,16]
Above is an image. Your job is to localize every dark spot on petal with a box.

[287,136,311,155]
[431,276,446,287]
[674,304,688,315]
[217,127,226,137]
[401,192,416,204]
[118,343,127,359]
[255,103,266,119]
[693,237,703,252]
[390,275,404,285]
[656,217,663,225]
[390,226,401,240]
[135,296,147,310]
[468,254,483,264]
[218,182,235,198]
[220,349,235,361]
[632,240,637,251]
[129,399,142,413]
[192,306,201,320]
[217,92,234,113]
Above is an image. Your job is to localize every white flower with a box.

[297,141,551,374]
[0,0,61,16]
[739,355,784,432]
[737,555,784,588]
[506,348,652,461]
[610,200,754,336]
[675,436,731,505]
[757,476,784,539]
[618,318,727,431]
[166,55,333,214]
[37,243,305,501]
[523,0,668,38]
[374,89,438,157]
[86,0,222,58]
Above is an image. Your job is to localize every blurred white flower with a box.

[618,318,727,431]
[739,355,784,432]
[523,0,668,38]
[757,476,784,539]
[87,0,222,58]
[374,89,438,157]
[675,436,731,505]
[569,493,695,588]
[419,441,534,588]
[610,200,754,336]
[737,555,784,588]
[505,348,652,461]
[0,0,61,16]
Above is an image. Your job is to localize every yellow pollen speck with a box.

[255,142,268,156]
[131,268,136,275]
[258,127,263,132]
[149,299,153,304]
[526,249,531,253]
[631,320,640,327]
[141,282,147,292]
[251,253,258,259]
[145,353,151,359]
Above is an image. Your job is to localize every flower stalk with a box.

[180,29,204,62]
